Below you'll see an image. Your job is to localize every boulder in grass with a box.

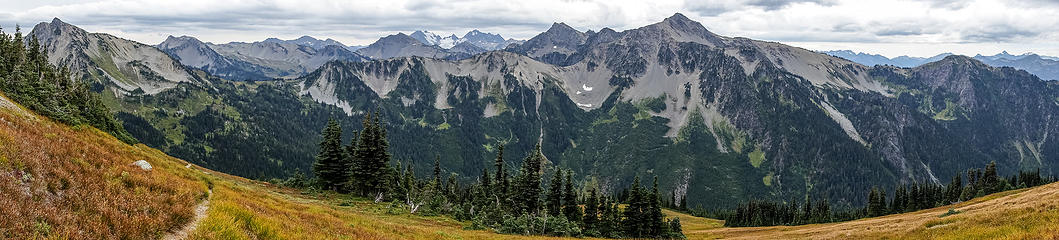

[132,160,152,171]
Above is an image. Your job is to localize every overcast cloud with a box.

[1,0,1058,58]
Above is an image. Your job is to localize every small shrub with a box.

[939,208,961,218]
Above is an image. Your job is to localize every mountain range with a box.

[263,35,358,50]
[355,29,523,60]
[409,29,524,50]
[157,35,369,80]
[27,13,1059,209]
[825,50,1059,80]
[154,29,522,79]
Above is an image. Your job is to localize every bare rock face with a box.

[132,160,152,171]
[30,18,201,95]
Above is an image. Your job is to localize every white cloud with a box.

[0,0,1056,57]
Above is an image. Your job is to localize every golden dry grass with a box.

[691,182,1059,239]
[0,94,208,239]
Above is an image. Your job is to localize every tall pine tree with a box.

[312,118,348,191]
[647,176,666,236]
[583,188,599,234]
[494,143,509,200]
[513,143,544,214]
[622,176,644,237]
[562,171,581,223]
[546,169,564,216]
[350,111,393,197]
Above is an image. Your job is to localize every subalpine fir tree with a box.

[404,162,416,193]
[668,217,684,238]
[433,155,442,187]
[546,169,564,216]
[494,144,509,198]
[476,168,493,212]
[480,168,492,194]
[983,161,1000,194]
[891,184,906,214]
[350,111,393,197]
[600,197,622,238]
[562,171,581,223]
[583,189,599,233]
[945,173,961,204]
[647,176,666,236]
[622,176,644,237]
[312,118,348,191]
[867,187,887,217]
[514,143,544,214]
[814,199,831,223]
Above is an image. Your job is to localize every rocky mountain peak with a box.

[374,33,423,46]
[158,35,205,48]
[47,17,75,29]
[356,33,454,60]
[662,12,692,23]
[462,29,504,42]
[32,18,88,41]
[654,12,715,41]
[933,55,988,68]
[546,22,579,34]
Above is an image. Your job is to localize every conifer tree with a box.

[622,176,644,237]
[391,161,406,200]
[312,118,348,191]
[668,217,684,239]
[983,161,1000,194]
[866,187,887,217]
[891,184,906,214]
[547,169,564,216]
[946,173,962,204]
[343,130,360,191]
[350,111,393,197]
[866,188,877,216]
[600,197,622,238]
[514,143,544,214]
[494,144,509,198]
[648,176,666,236]
[480,168,492,194]
[433,155,442,187]
[562,171,581,223]
[814,199,831,223]
[583,189,599,233]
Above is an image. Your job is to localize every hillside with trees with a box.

[0,27,134,143]
[308,112,684,238]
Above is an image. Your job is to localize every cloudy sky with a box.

[2,0,1058,58]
